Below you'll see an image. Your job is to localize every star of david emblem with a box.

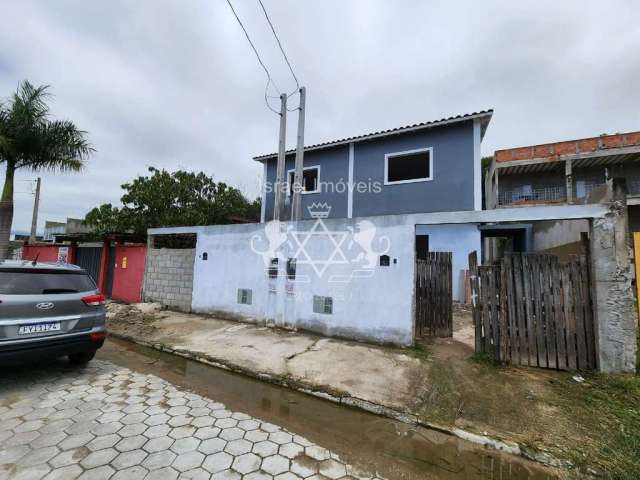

[290,218,349,277]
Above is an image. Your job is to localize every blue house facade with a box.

[256,111,492,222]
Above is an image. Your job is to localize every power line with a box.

[225,0,281,114]
[257,0,300,95]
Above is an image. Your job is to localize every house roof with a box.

[253,109,493,162]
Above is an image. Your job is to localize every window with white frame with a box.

[384,147,433,185]
[288,166,319,196]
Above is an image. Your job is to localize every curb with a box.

[107,331,572,471]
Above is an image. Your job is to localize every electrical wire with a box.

[225,0,281,114]
[257,0,300,96]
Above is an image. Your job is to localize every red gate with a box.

[111,245,146,303]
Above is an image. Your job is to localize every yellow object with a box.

[122,256,128,269]
[635,232,640,321]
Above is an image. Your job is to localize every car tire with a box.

[68,350,96,365]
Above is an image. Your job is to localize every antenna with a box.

[32,252,40,267]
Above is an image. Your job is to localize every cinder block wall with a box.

[143,248,196,311]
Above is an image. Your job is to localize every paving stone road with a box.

[0,360,384,480]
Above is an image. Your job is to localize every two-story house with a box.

[254,110,492,305]
[484,131,640,258]
[257,110,492,222]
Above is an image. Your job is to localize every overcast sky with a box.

[1,0,639,233]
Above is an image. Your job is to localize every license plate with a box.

[18,323,61,335]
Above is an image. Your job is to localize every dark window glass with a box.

[289,168,319,195]
[416,235,429,260]
[387,151,430,183]
[0,270,96,294]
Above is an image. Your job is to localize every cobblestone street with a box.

[0,359,383,480]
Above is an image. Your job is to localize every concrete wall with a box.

[190,215,480,345]
[415,224,481,301]
[533,219,590,251]
[590,180,638,373]
[262,120,477,221]
[143,248,195,311]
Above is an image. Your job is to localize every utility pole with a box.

[29,177,41,243]
[291,87,306,222]
[273,94,287,221]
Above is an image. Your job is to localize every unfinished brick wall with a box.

[495,130,640,163]
[143,248,195,312]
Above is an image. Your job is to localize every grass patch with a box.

[405,343,431,361]
[469,351,502,367]
[551,373,640,479]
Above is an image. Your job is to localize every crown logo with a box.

[308,202,331,219]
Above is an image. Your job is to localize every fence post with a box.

[468,251,482,352]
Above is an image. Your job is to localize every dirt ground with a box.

[106,301,639,477]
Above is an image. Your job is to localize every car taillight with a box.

[82,294,106,306]
[90,331,107,342]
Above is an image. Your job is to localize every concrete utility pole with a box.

[291,87,306,222]
[29,177,41,243]
[273,94,287,221]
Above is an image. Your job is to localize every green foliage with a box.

[406,343,431,360]
[470,351,502,367]
[85,167,261,234]
[481,155,493,180]
[0,80,93,258]
[0,81,93,178]
[554,374,640,479]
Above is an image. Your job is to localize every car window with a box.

[0,270,96,294]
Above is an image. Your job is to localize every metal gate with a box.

[75,246,102,284]
[415,252,453,338]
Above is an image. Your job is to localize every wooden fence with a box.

[469,251,596,371]
[415,252,452,338]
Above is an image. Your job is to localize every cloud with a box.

[1,0,639,232]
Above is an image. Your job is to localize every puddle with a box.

[99,337,559,480]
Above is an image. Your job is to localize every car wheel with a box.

[68,351,96,365]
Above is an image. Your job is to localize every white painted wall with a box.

[190,215,480,345]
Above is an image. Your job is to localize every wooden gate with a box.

[415,252,452,338]
[469,251,596,371]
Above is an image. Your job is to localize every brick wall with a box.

[495,130,640,163]
[143,248,195,311]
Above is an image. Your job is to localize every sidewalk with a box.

[106,303,429,419]
[106,302,638,476]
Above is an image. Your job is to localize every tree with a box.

[0,81,94,258]
[85,167,261,235]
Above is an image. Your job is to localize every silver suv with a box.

[0,260,106,364]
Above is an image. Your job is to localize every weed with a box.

[552,374,640,479]
[406,343,431,361]
[470,351,501,367]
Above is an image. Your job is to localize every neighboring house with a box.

[43,217,92,241]
[257,111,492,222]
[484,131,640,257]
[43,221,66,241]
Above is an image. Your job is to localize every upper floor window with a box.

[384,147,433,185]
[288,166,320,196]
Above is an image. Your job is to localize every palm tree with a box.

[0,81,94,258]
